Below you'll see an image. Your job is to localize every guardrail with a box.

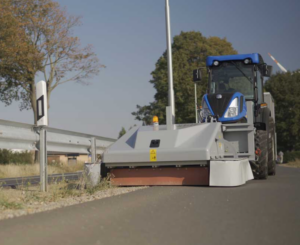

[0,119,116,155]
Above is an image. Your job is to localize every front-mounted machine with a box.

[101,0,276,186]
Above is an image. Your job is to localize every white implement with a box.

[210,160,254,186]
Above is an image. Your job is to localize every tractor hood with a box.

[202,92,247,122]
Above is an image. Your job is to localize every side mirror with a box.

[254,87,258,103]
[262,64,273,77]
[193,69,202,82]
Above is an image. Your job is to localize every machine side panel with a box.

[210,159,254,186]
[264,92,275,122]
[103,123,223,166]
[222,102,255,160]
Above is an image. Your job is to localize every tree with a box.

[132,31,237,124]
[264,70,300,152]
[0,0,104,123]
[118,127,126,139]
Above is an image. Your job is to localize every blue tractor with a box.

[193,53,276,179]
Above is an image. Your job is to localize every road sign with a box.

[36,80,48,126]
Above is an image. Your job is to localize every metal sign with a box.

[36,80,48,126]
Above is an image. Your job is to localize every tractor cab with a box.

[194,53,272,123]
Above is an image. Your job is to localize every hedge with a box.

[283,151,300,163]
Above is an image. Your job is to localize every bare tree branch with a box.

[0,0,104,123]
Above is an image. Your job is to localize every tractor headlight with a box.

[202,100,212,118]
[224,98,238,118]
[213,60,219,66]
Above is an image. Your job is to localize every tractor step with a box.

[110,167,209,186]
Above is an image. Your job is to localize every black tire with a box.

[254,130,268,179]
[100,163,108,178]
[268,118,276,175]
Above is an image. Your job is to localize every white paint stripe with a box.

[38,100,42,116]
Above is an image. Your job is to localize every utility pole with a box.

[192,68,204,123]
[165,0,175,124]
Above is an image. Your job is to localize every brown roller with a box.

[110,167,209,186]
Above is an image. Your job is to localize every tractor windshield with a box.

[210,61,254,100]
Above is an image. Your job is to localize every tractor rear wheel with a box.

[268,118,276,175]
[254,130,268,179]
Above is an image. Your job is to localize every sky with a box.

[0,0,299,139]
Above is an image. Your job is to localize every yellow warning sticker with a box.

[150,149,157,162]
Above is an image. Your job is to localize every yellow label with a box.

[150,149,157,162]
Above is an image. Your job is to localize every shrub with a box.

[0,150,33,165]
[283,151,300,163]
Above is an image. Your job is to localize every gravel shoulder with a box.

[0,182,146,220]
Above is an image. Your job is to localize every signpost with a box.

[192,68,203,123]
[36,81,48,192]
[194,83,198,123]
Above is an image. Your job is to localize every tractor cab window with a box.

[210,62,254,100]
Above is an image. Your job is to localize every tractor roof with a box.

[206,53,264,66]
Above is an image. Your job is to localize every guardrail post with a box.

[84,137,99,187]
[91,137,97,164]
[40,127,48,192]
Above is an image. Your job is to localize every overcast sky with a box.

[0,0,299,139]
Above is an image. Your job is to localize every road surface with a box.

[0,166,299,245]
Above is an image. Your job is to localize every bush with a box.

[0,150,33,165]
[283,151,300,163]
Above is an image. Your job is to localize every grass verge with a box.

[0,177,146,220]
[0,162,85,179]
[284,159,300,168]
[1,176,110,207]
[0,176,110,213]
[0,195,22,210]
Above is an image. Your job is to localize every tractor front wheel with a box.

[254,130,269,179]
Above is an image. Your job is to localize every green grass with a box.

[85,178,111,195]
[0,176,113,211]
[0,196,22,210]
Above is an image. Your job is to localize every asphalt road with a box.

[0,166,299,245]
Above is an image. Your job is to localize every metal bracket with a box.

[216,138,238,159]
[33,126,41,135]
